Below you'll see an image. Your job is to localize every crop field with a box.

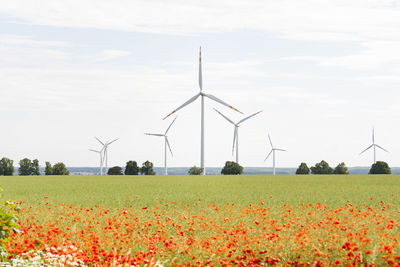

[1,175,400,266]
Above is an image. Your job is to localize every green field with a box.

[1,174,400,209]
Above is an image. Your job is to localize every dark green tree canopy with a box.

[310,160,333,175]
[45,162,53,175]
[108,166,123,175]
[0,157,14,176]
[369,161,391,174]
[18,158,40,176]
[188,166,203,175]
[125,161,139,175]
[333,162,349,174]
[52,162,69,175]
[296,163,310,175]
[221,161,243,175]
[140,160,155,175]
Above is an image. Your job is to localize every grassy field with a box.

[2,175,400,266]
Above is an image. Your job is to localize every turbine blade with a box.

[203,93,242,114]
[95,136,104,146]
[199,46,203,91]
[232,126,237,155]
[107,138,119,145]
[89,149,100,153]
[268,134,273,148]
[166,137,173,156]
[237,110,262,125]
[375,144,388,152]
[372,128,375,143]
[214,108,235,125]
[165,116,178,135]
[359,144,373,155]
[275,148,286,152]
[264,150,273,161]
[144,133,164,137]
[163,93,200,120]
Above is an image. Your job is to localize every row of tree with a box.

[0,157,69,176]
[107,160,155,175]
[295,160,391,175]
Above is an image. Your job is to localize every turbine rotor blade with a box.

[166,137,173,156]
[107,138,119,146]
[144,133,164,137]
[163,93,201,120]
[214,108,235,125]
[199,46,203,91]
[165,116,178,135]
[275,148,286,152]
[264,150,273,161]
[359,144,373,155]
[237,110,263,125]
[203,93,242,114]
[89,149,100,153]
[232,126,237,155]
[95,137,104,146]
[372,128,375,143]
[268,134,273,148]
[375,144,389,152]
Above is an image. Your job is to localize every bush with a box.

[125,161,139,175]
[310,160,333,175]
[369,161,391,174]
[107,166,123,175]
[221,161,243,175]
[140,161,155,175]
[188,166,203,175]
[0,158,14,176]
[296,163,310,174]
[52,162,69,175]
[333,162,349,174]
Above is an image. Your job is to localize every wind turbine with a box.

[95,137,119,175]
[264,134,286,175]
[163,47,242,175]
[89,148,104,175]
[145,116,178,175]
[214,108,262,164]
[359,128,388,164]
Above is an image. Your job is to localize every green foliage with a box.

[188,166,203,175]
[295,163,310,175]
[310,160,333,175]
[107,166,123,175]
[140,161,155,175]
[369,161,391,174]
[125,161,139,175]
[0,187,21,261]
[333,162,349,174]
[0,158,14,176]
[45,162,53,175]
[52,162,69,175]
[221,161,243,175]
[18,158,40,176]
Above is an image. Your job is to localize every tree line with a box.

[295,160,391,175]
[0,157,69,176]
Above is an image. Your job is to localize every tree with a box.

[140,160,155,175]
[188,166,203,175]
[45,162,53,175]
[296,163,310,175]
[221,161,243,175]
[0,158,14,176]
[108,166,123,175]
[310,160,333,175]
[18,158,32,176]
[333,162,349,174]
[369,161,391,174]
[31,159,40,175]
[52,162,69,175]
[125,161,139,175]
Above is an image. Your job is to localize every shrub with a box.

[108,166,123,175]
[333,162,349,174]
[125,161,139,175]
[52,162,69,175]
[310,160,333,175]
[369,161,391,174]
[188,166,203,175]
[296,163,310,174]
[221,161,243,175]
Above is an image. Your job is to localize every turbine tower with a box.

[145,116,178,175]
[94,137,119,175]
[163,47,242,175]
[89,148,104,175]
[214,108,262,164]
[359,128,388,164]
[264,134,286,175]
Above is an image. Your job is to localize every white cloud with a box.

[96,49,131,61]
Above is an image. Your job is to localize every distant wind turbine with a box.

[359,128,388,164]
[163,47,242,175]
[264,134,286,175]
[89,148,104,175]
[94,137,119,175]
[214,108,262,164]
[145,116,178,175]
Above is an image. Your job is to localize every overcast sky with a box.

[1,0,400,169]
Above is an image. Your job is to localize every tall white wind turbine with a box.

[163,47,242,175]
[264,134,286,175]
[214,108,262,164]
[359,128,388,164]
[95,137,119,175]
[145,116,178,175]
[89,148,104,175]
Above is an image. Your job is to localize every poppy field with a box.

[1,175,400,266]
